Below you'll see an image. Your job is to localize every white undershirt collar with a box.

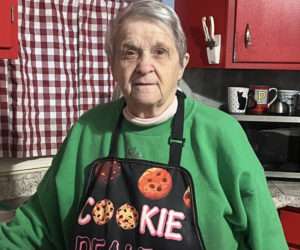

[123,96,178,126]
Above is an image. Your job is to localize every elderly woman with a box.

[0,1,288,249]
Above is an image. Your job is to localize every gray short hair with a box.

[105,0,187,66]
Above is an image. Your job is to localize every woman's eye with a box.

[155,48,167,57]
[123,50,137,58]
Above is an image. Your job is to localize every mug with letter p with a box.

[248,85,278,114]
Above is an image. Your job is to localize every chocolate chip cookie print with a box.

[183,186,191,208]
[92,199,114,226]
[138,167,172,200]
[95,160,121,184]
[116,203,139,230]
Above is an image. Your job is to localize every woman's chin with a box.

[130,93,161,107]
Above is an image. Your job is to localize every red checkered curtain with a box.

[0,0,130,158]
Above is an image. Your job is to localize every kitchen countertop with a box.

[0,171,299,222]
[1,181,299,226]
[267,180,300,208]
[2,180,298,210]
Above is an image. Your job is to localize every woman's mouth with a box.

[134,82,156,86]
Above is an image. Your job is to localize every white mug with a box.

[228,87,253,113]
[278,90,300,115]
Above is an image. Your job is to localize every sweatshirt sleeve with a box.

[0,169,64,249]
[217,116,289,250]
[0,124,86,249]
[0,100,121,249]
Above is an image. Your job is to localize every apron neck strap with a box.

[108,90,186,167]
[108,102,125,158]
[168,90,186,167]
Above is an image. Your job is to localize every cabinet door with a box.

[279,207,300,248]
[175,0,227,68]
[0,0,18,59]
[0,1,12,48]
[234,0,300,63]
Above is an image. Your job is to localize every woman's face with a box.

[111,18,189,118]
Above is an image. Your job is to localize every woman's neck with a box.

[123,96,178,126]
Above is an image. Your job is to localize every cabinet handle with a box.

[245,24,252,48]
[11,5,14,23]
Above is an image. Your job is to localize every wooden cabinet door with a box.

[234,0,300,63]
[0,0,18,59]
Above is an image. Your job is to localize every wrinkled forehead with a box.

[114,17,176,48]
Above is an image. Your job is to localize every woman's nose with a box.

[135,54,154,75]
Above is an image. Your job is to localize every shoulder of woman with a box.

[77,98,125,124]
[186,97,240,129]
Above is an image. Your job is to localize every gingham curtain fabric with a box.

[0,0,130,158]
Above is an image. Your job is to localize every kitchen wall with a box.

[182,68,300,110]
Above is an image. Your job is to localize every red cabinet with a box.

[278,206,300,249]
[0,0,18,59]
[175,0,300,70]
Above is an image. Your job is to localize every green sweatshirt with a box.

[0,96,288,250]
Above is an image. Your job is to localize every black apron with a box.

[69,91,206,250]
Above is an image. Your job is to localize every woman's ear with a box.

[178,53,190,80]
[111,84,124,101]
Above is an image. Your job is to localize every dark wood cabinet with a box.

[175,0,300,70]
[0,0,18,59]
